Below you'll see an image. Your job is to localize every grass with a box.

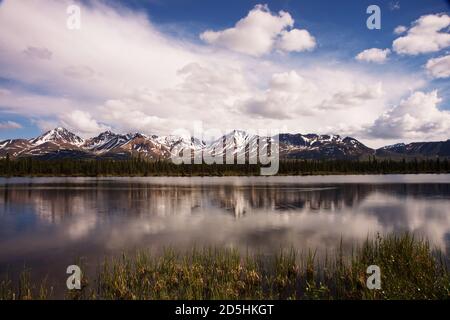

[1,233,449,300]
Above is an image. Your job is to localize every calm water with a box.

[1,175,450,287]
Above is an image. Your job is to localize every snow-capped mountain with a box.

[0,139,33,158]
[156,135,206,153]
[375,140,450,158]
[1,127,448,160]
[206,130,262,158]
[30,127,85,147]
[114,133,171,159]
[9,127,87,158]
[83,131,133,153]
[279,133,374,159]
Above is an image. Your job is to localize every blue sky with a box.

[116,0,448,51]
[0,0,449,147]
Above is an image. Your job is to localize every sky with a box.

[0,0,449,148]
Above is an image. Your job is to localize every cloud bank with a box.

[367,91,450,140]
[0,0,446,148]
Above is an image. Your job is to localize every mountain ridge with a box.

[1,127,449,160]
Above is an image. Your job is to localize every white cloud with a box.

[0,0,431,148]
[394,25,407,35]
[277,29,316,52]
[95,62,255,134]
[243,68,404,121]
[0,0,199,101]
[393,13,450,55]
[199,4,315,56]
[244,70,318,119]
[367,91,450,140]
[355,48,391,63]
[0,121,22,130]
[61,110,110,137]
[425,54,450,79]
[319,82,383,110]
[0,86,82,117]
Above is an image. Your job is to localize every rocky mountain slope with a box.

[375,140,450,159]
[0,127,449,160]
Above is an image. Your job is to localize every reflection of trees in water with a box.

[1,181,450,258]
[1,183,450,222]
[209,183,450,216]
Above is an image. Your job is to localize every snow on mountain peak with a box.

[84,130,130,152]
[0,127,384,160]
[31,127,85,147]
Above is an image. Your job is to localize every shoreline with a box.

[1,172,450,178]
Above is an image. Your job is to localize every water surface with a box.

[1,175,450,286]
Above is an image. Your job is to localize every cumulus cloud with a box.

[175,62,250,100]
[244,71,316,119]
[244,69,389,119]
[355,48,391,63]
[367,91,450,139]
[319,82,383,110]
[200,4,315,56]
[277,29,316,52]
[394,25,407,35]
[61,110,110,137]
[0,0,199,101]
[425,54,450,79]
[393,13,450,55]
[0,0,430,147]
[93,62,255,134]
[0,121,22,130]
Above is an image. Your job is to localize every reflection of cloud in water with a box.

[0,177,450,259]
[360,192,450,249]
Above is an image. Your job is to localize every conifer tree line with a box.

[0,155,449,176]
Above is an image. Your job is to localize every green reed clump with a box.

[92,234,449,300]
[1,234,449,300]
[351,233,450,299]
[0,270,53,300]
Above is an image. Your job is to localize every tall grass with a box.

[1,234,449,300]
[0,270,53,300]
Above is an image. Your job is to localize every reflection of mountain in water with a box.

[1,180,450,255]
[1,182,450,219]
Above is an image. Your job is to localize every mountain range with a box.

[1,127,449,161]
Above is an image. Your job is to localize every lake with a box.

[1,175,450,288]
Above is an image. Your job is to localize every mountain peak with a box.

[129,132,149,139]
[3,127,448,161]
[222,130,256,141]
[100,130,114,135]
[382,143,406,150]
[95,130,118,139]
[31,127,84,147]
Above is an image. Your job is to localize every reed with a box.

[1,233,449,300]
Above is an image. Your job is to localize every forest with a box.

[0,155,449,176]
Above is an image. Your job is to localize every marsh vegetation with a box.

[1,234,449,300]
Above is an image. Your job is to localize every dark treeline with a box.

[0,156,449,176]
